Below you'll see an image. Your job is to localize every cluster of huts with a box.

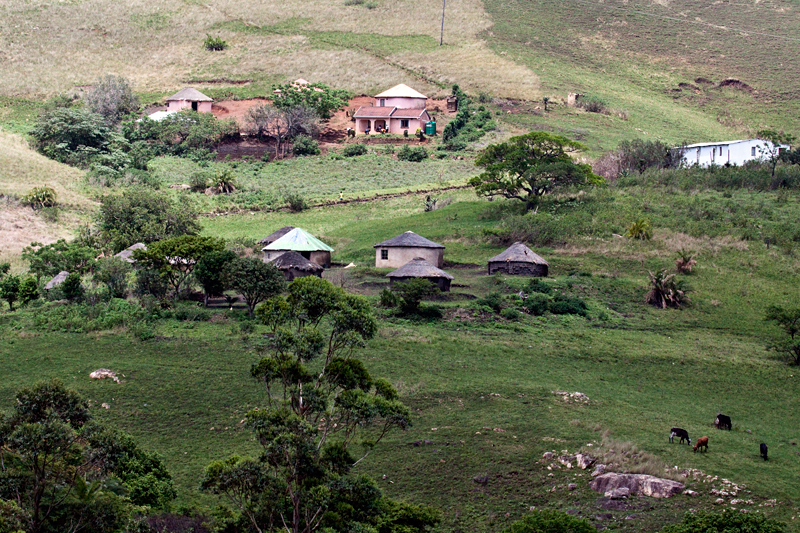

[260,227,550,290]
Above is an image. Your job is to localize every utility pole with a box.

[440,0,446,45]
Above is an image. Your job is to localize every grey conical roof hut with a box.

[269,251,323,281]
[386,258,453,292]
[114,242,147,263]
[44,271,69,290]
[487,242,548,276]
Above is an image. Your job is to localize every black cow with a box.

[714,414,732,430]
[669,427,691,445]
[760,443,769,461]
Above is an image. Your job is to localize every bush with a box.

[84,75,139,125]
[524,293,549,316]
[343,144,368,157]
[548,294,587,316]
[577,95,607,114]
[397,145,428,162]
[291,134,321,156]
[500,307,521,320]
[660,509,786,533]
[95,258,132,299]
[527,278,552,294]
[389,279,439,316]
[645,269,690,309]
[502,509,595,533]
[30,107,115,167]
[22,187,57,210]
[135,269,168,299]
[61,273,85,302]
[476,292,504,313]
[626,218,653,240]
[203,35,228,51]
[18,277,40,305]
[284,192,308,212]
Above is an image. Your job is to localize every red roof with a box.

[353,106,395,118]
[391,108,430,119]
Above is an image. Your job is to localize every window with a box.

[751,147,757,157]
[380,249,388,260]
[400,119,409,128]
[380,99,385,106]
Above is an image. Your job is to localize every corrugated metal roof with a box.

[374,231,444,249]
[166,87,213,102]
[263,228,333,252]
[375,84,427,99]
[353,106,395,118]
[488,242,548,265]
[386,258,453,279]
[391,108,430,119]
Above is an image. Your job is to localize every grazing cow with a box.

[760,443,769,461]
[669,427,691,445]
[694,436,709,453]
[714,413,732,430]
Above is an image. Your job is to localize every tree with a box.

[271,82,349,120]
[97,189,200,252]
[390,278,438,315]
[134,235,225,298]
[756,129,796,179]
[765,305,800,365]
[61,272,85,302]
[246,105,318,159]
[223,257,285,317]
[204,277,417,533]
[469,131,604,210]
[84,75,139,125]
[94,257,132,299]
[29,107,115,166]
[502,509,596,533]
[18,277,40,306]
[194,250,237,306]
[0,380,175,533]
[645,269,689,309]
[0,274,20,311]
[22,240,98,281]
[660,509,786,533]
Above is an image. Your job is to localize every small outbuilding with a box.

[487,242,549,276]
[114,243,147,263]
[259,226,295,247]
[166,87,213,113]
[386,258,453,292]
[44,271,69,291]
[262,228,333,268]
[269,251,324,281]
[374,231,444,268]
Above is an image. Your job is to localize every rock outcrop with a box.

[590,473,684,499]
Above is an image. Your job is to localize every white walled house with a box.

[353,84,432,135]
[677,139,790,168]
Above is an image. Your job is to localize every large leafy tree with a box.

[84,75,139,125]
[194,250,237,307]
[134,235,225,298]
[29,108,115,166]
[469,131,604,210]
[21,240,98,281]
[202,278,426,533]
[222,257,285,317]
[0,380,175,533]
[271,82,349,120]
[97,189,200,253]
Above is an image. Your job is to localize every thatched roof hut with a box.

[114,243,147,263]
[44,271,69,290]
[166,88,213,112]
[270,251,323,281]
[259,226,295,246]
[487,242,548,276]
[262,228,334,268]
[386,258,453,292]
[374,231,445,268]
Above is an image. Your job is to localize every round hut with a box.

[270,251,324,281]
[262,228,333,268]
[487,242,548,276]
[44,271,69,291]
[259,226,294,247]
[386,258,454,292]
[374,231,445,268]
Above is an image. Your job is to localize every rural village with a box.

[1,0,800,532]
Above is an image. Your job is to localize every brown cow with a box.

[694,436,709,453]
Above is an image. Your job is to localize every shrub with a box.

[135,269,168,299]
[284,192,308,212]
[476,292,504,313]
[30,107,115,167]
[397,145,428,162]
[390,279,439,316]
[62,273,85,302]
[525,293,550,316]
[95,257,132,299]
[502,509,595,533]
[291,134,320,156]
[578,95,607,113]
[22,187,57,210]
[675,249,697,274]
[527,278,552,294]
[18,277,40,305]
[626,218,653,240]
[660,509,786,533]
[84,75,139,125]
[343,144,368,157]
[549,294,588,316]
[645,269,690,309]
[379,288,399,308]
[500,307,521,320]
[203,35,228,51]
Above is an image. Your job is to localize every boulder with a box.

[590,473,684,499]
[542,452,554,460]
[89,369,120,383]
[568,483,577,491]
[591,464,606,477]
[575,453,596,470]
[605,487,630,499]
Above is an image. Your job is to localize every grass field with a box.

[4,183,800,531]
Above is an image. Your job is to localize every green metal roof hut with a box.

[262,228,334,268]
